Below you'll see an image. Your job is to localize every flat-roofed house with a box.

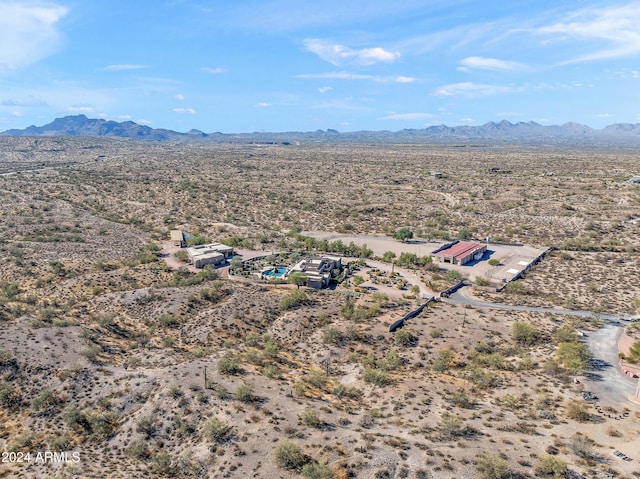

[186,243,234,268]
[434,241,486,265]
[170,229,186,248]
[289,255,342,288]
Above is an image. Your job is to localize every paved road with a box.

[584,323,638,404]
[443,286,622,321]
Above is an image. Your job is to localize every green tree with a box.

[352,275,365,287]
[287,271,307,289]
[393,228,413,242]
[382,251,396,263]
[556,342,590,373]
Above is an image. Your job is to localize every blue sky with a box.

[1,0,640,132]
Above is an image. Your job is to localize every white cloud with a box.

[434,82,518,98]
[533,3,640,63]
[597,113,613,118]
[317,86,332,93]
[297,71,414,83]
[254,102,271,108]
[457,56,528,72]
[65,105,95,113]
[379,112,436,121]
[297,71,375,81]
[105,64,149,71]
[201,67,226,74]
[0,2,67,72]
[116,114,132,120]
[173,107,196,114]
[304,38,400,66]
[137,119,152,125]
[1,95,46,107]
[175,93,185,101]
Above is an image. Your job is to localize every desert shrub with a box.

[7,430,34,452]
[151,450,174,476]
[274,440,307,470]
[0,382,19,408]
[536,454,567,477]
[555,342,590,373]
[553,325,577,343]
[89,411,119,441]
[627,340,640,363]
[438,413,467,439]
[498,394,520,410]
[299,408,323,428]
[566,400,590,422]
[203,417,232,443]
[307,370,328,389]
[488,258,500,266]
[476,277,490,286]
[432,347,455,372]
[512,321,540,346]
[475,452,509,479]
[568,433,595,459]
[379,349,402,371]
[448,389,474,408]
[128,439,149,459]
[505,280,524,294]
[159,313,180,328]
[322,326,343,345]
[469,368,500,389]
[218,353,243,375]
[245,349,262,365]
[394,328,416,347]
[81,344,102,363]
[49,432,73,451]
[280,290,309,310]
[302,461,334,479]
[136,416,158,439]
[430,328,443,338]
[262,339,279,359]
[445,270,461,282]
[352,275,365,286]
[263,364,280,379]
[30,387,64,414]
[64,406,91,432]
[332,382,361,400]
[362,367,389,386]
[235,382,255,402]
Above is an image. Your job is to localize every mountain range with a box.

[3,115,640,147]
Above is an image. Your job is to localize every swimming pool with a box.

[262,267,287,278]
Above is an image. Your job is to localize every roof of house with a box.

[435,241,484,259]
[170,230,184,241]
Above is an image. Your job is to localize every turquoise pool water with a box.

[262,267,287,278]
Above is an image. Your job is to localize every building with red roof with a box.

[434,241,487,265]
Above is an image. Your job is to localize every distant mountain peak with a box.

[3,115,640,147]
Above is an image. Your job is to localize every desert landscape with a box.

[1,136,640,479]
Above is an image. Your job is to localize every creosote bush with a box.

[274,440,307,470]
